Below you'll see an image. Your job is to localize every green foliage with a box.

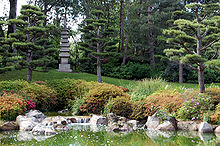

[131,78,168,101]
[177,90,214,121]
[0,80,29,91]
[105,95,132,118]
[205,88,220,106]
[0,92,27,120]
[22,83,57,112]
[46,79,92,109]
[215,103,220,123]
[67,98,85,115]
[80,83,124,114]
[103,62,152,80]
[131,100,157,122]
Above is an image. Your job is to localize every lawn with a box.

[0,69,219,90]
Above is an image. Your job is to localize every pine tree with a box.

[79,9,118,83]
[163,0,220,93]
[0,21,21,73]
[9,5,57,81]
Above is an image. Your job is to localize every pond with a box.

[0,124,219,146]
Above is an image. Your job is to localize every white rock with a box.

[90,115,108,126]
[156,121,176,131]
[145,113,161,129]
[198,122,213,133]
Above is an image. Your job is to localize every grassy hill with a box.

[0,69,219,90]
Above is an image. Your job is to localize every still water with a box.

[0,124,219,146]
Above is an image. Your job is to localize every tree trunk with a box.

[7,0,17,37]
[179,62,183,83]
[198,65,205,93]
[123,0,129,65]
[27,49,33,81]
[148,0,155,67]
[119,0,125,54]
[0,26,4,37]
[97,27,102,83]
[27,67,32,82]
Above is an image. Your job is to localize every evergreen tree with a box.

[0,21,21,73]
[79,9,118,83]
[163,0,220,93]
[10,5,57,81]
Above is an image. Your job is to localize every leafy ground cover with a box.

[0,69,219,123]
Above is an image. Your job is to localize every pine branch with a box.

[180,43,194,54]
[201,26,208,39]
[201,40,218,51]
[210,48,219,60]
[186,63,198,71]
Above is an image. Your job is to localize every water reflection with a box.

[0,124,219,145]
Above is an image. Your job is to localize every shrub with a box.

[146,90,184,113]
[0,92,27,120]
[67,98,85,115]
[105,95,132,118]
[46,79,92,109]
[0,80,29,91]
[131,78,169,101]
[205,88,220,106]
[215,103,220,123]
[22,83,57,112]
[80,83,125,114]
[177,90,214,121]
[130,100,157,122]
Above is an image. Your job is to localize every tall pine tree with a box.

[79,9,118,83]
[164,0,220,93]
[10,5,57,81]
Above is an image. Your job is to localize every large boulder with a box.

[41,116,68,130]
[144,113,161,129]
[156,120,176,131]
[127,120,140,130]
[32,124,57,136]
[177,121,199,131]
[0,121,18,131]
[25,110,46,123]
[214,126,220,133]
[90,115,108,126]
[16,115,38,131]
[107,113,132,132]
[198,122,213,133]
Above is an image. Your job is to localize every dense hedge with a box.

[0,79,219,123]
[80,83,125,114]
[0,92,27,120]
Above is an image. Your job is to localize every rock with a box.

[167,117,177,130]
[144,113,161,129]
[58,109,69,114]
[16,115,38,131]
[215,126,220,133]
[198,122,213,133]
[177,121,199,131]
[90,115,108,126]
[32,124,57,135]
[69,118,77,123]
[107,113,133,132]
[0,121,18,131]
[107,113,118,125]
[41,116,68,130]
[127,120,140,130]
[25,110,46,123]
[156,120,176,131]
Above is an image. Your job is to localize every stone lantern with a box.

[58,11,72,72]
